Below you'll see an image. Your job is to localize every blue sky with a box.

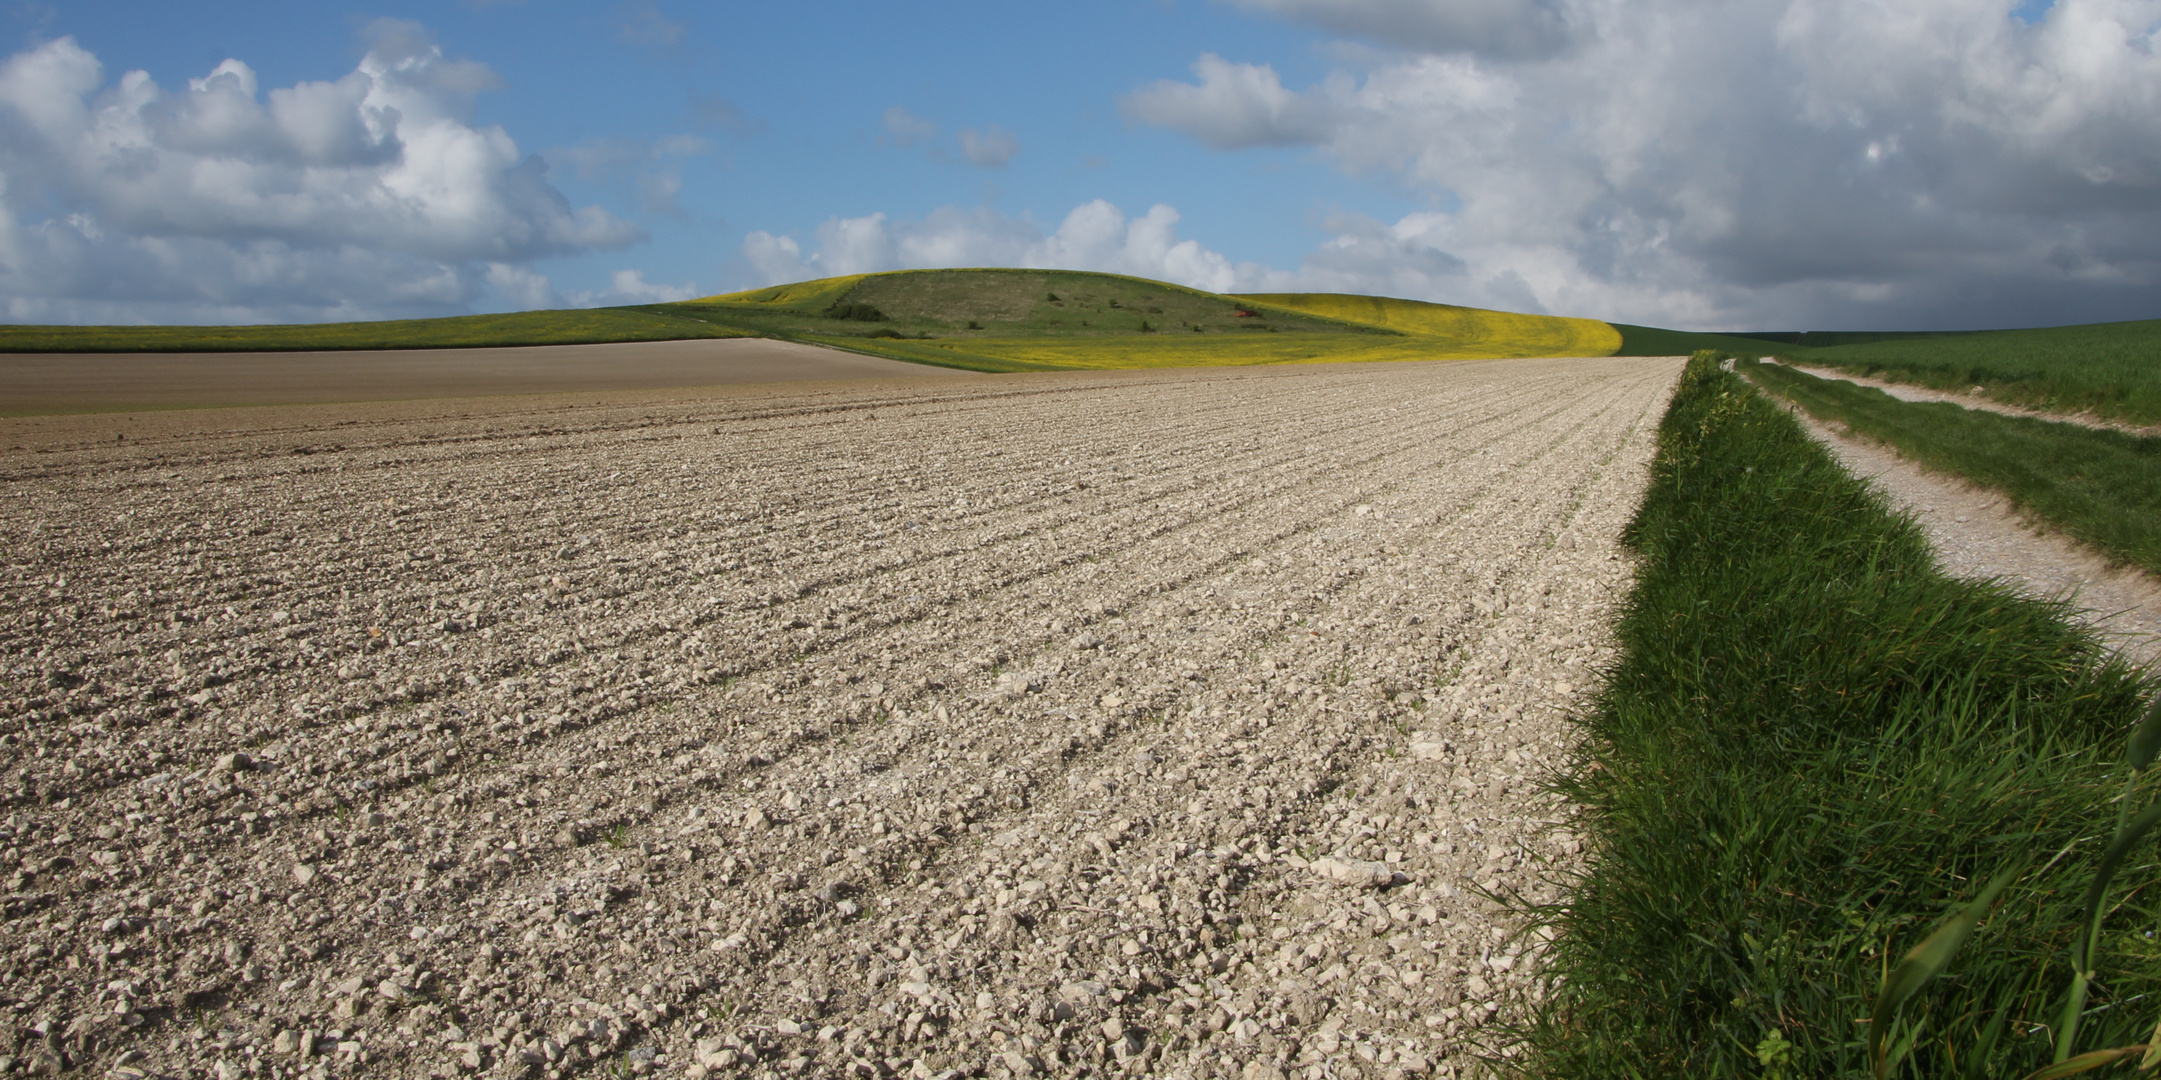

[4,0,2159,330]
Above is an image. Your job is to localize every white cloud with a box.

[0,26,644,324]
[881,106,937,149]
[741,231,812,285]
[740,199,1254,293]
[1135,0,2161,329]
[484,262,563,310]
[959,125,1019,168]
[733,196,1683,316]
[571,268,700,306]
[1123,54,1341,150]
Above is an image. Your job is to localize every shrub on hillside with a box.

[826,303,887,322]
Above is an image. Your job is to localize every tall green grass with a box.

[1747,361,2161,577]
[1798,319,2161,428]
[1518,353,2158,1078]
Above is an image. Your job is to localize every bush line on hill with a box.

[1515,353,2158,1078]
[1744,360,2161,578]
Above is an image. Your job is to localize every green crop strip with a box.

[1793,319,2161,428]
[1515,353,2159,1079]
[1746,361,2161,577]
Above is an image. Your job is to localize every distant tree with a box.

[826,303,887,322]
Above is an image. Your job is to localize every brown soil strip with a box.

[1,356,1680,1079]
[0,338,964,415]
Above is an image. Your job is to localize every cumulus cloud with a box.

[1123,54,1341,150]
[571,268,700,305]
[959,125,1019,168]
[484,262,564,310]
[1136,0,2161,329]
[0,26,645,323]
[740,200,1251,292]
[734,196,1594,311]
[475,265,700,311]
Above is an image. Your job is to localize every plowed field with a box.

[1,356,1679,1080]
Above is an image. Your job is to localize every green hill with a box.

[0,268,1632,373]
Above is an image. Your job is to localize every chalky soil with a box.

[1,355,1678,1079]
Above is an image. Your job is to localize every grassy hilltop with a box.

[0,268,1626,372]
[676,268,1622,371]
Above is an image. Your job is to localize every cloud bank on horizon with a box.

[2,1,2158,330]
[1120,0,2161,330]
[0,23,707,325]
[777,0,2161,330]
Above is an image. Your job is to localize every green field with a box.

[1609,323,1803,358]
[1747,361,2161,576]
[12,269,2156,396]
[1620,320,2161,430]
[0,307,755,352]
[0,268,1633,372]
[1523,353,2160,1079]
[1789,319,2161,427]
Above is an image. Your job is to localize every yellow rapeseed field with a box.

[1238,293,1623,358]
[699,275,875,311]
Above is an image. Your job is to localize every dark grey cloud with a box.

[1136,0,2161,329]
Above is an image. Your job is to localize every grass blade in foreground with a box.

[1871,859,2029,1079]
[1516,353,2158,1079]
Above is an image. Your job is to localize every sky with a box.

[4,0,2160,331]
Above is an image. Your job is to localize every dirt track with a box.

[0,356,1678,1080]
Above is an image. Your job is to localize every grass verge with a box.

[1518,353,2158,1078]
[1793,319,2161,428]
[1745,360,2161,577]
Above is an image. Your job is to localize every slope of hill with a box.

[1241,292,1621,357]
[684,269,1625,371]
